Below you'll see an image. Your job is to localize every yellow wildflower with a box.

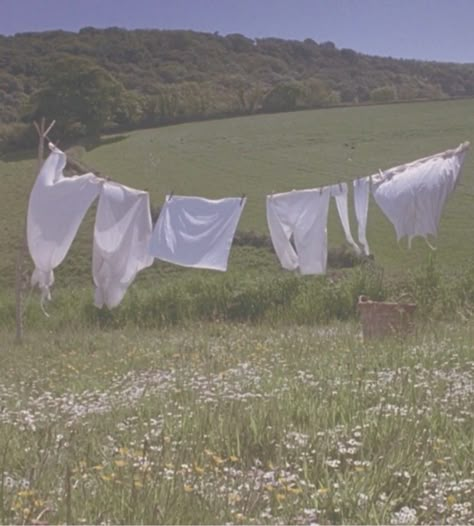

[447,495,456,506]
[183,484,193,493]
[212,454,225,465]
[287,486,303,495]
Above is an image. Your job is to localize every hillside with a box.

[1,27,474,148]
[1,98,473,293]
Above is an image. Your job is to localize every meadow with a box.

[0,322,473,524]
[0,101,473,524]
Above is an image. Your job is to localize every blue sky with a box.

[1,0,473,63]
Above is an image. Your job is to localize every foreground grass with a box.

[0,321,472,524]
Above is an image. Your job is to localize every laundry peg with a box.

[338,181,343,191]
[167,190,174,202]
[240,193,246,206]
[319,186,323,195]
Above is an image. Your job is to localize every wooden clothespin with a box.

[167,190,174,202]
[240,193,246,206]
[338,181,343,191]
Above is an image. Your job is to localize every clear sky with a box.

[1,0,473,63]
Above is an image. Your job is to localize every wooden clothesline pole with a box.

[15,118,55,344]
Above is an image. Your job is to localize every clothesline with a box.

[26,141,470,313]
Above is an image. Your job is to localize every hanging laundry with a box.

[330,183,361,255]
[27,144,103,309]
[371,143,468,248]
[93,182,154,309]
[149,195,246,271]
[353,176,371,256]
[266,188,331,274]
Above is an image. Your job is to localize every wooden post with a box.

[15,118,55,344]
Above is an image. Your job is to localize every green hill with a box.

[1,26,474,150]
[1,98,473,292]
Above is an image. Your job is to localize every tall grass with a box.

[0,322,472,524]
[1,255,474,333]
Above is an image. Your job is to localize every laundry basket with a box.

[357,295,417,340]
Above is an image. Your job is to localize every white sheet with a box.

[149,195,246,271]
[27,144,102,305]
[93,182,154,309]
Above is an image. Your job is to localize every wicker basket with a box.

[357,295,417,340]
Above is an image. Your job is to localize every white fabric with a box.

[353,176,371,255]
[27,144,102,305]
[266,188,331,275]
[149,195,246,271]
[372,147,467,247]
[93,182,154,309]
[330,183,361,255]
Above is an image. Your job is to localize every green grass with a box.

[1,99,474,293]
[1,101,473,524]
[0,321,472,524]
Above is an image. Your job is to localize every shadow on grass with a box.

[1,148,37,163]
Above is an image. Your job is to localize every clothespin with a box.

[167,190,174,202]
[240,193,246,206]
[319,186,323,195]
[338,181,343,191]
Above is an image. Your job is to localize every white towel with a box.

[353,176,371,255]
[330,182,361,255]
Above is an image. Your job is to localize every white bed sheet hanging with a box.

[27,144,102,306]
[93,181,154,309]
[371,144,468,247]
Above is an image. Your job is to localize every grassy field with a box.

[0,102,473,525]
[1,99,474,293]
[0,322,472,524]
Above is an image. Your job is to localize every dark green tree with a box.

[29,56,123,139]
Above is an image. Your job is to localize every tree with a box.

[370,85,397,103]
[29,56,123,139]
[262,82,304,113]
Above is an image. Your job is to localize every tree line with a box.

[1,27,474,152]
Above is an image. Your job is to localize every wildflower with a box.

[183,484,193,493]
[114,459,127,467]
[212,454,225,465]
